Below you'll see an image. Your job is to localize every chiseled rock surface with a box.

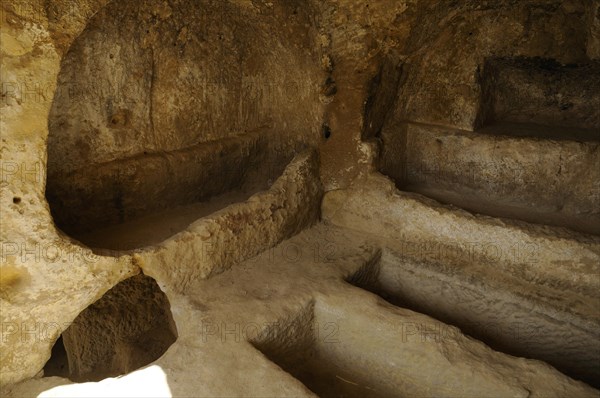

[47,132,290,234]
[0,144,320,388]
[369,246,600,387]
[0,246,138,388]
[380,122,600,234]
[478,58,600,130]
[59,274,178,382]
[322,172,600,386]
[387,1,597,131]
[137,149,322,294]
[1,0,323,387]
[2,0,599,394]
[0,0,138,387]
[323,173,600,298]
[5,224,598,397]
[46,0,326,177]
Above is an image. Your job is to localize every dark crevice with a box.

[43,336,69,379]
[361,57,404,141]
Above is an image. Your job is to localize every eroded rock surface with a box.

[52,274,177,382]
[2,0,600,396]
[6,224,599,397]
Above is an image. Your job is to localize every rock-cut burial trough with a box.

[46,133,297,251]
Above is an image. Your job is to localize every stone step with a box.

[323,173,600,386]
[380,122,600,234]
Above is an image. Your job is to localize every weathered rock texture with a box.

[45,0,327,237]
[380,122,600,234]
[137,149,322,293]
[323,173,600,386]
[477,58,600,130]
[46,0,326,182]
[6,225,599,397]
[385,0,597,131]
[1,0,600,396]
[48,132,294,235]
[52,274,177,382]
[1,0,326,386]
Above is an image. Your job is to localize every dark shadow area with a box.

[45,133,293,250]
[476,57,600,136]
[43,336,69,379]
[476,121,600,143]
[43,274,178,382]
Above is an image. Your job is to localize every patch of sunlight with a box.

[38,365,172,398]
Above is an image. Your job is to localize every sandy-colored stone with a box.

[389,0,593,131]
[137,149,322,293]
[323,173,600,297]
[2,0,599,395]
[323,172,600,386]
[380,122,600,234]
[5,225,598,397]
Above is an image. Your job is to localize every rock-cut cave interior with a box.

[1,1,600,397]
